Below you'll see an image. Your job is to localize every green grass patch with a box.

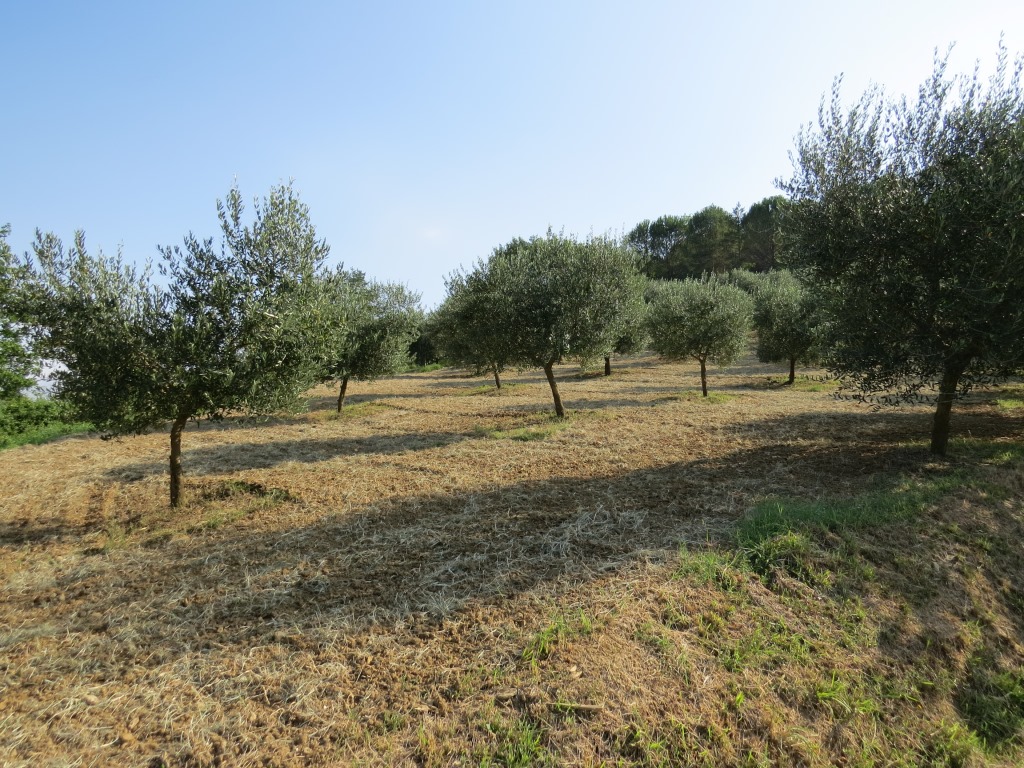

[738,472,974,548]
[674,546,747,592]
[522,610,595,666]
[405,362,445,373]
[101,519,129,553]
[191,505,250,532]
[992,386,1024,411]
[635,620,676,656]
[790,376,840,392]
[958,654,1024,751]
[614,717,734,768]
[460,384,499,396]
[814,673,881,718]
[757,375,838,392]
[478,715,552,767]
[325,401,393,419]
[735,468,990,589]
[0,420,93,450]
[475,412,577,441]
[948,437,1024,466]
[188,481,294,532]
[720,621,813,673]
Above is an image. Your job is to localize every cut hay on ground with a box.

[2,354,1023,766]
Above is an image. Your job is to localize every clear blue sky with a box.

[3,1,1022,307]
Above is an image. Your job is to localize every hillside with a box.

[2,355,1023,767]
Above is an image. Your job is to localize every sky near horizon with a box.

[3,1,1022,307]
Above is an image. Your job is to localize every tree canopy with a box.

[740,196,786,273]
[476,232,647,416]
[432,241,525,389]
[624,216,690,280]
[647,277,753,396]
[780,46,1024,454]
[751,270,819,384]
[323,271,422,410]
[25,183,334,505]
[627,198,784,280]
[0,225,38,400]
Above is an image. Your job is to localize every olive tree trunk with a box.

[493,368,502,389]
[604,356,612,376]
[336,375,350,413]
[930,354,972,456]
[788,357,796,385]
[699,357,708,397]
[169,412,189,508]
[543,362,565,417]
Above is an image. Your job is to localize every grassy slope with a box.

[0,358,1022,767]
[0,420,92,450]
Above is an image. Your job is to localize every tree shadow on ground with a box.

[0,519,99,547]
[6,394,1024,767]
[566,397,665,410]
[177,397,416,434]
[103,430,472,482]
[300,391,440,411]
[721,406,1024,748]
[12,405,1022,627]
[725,403,1024,446]
[47,431,942,641]
[5,401,1024,768]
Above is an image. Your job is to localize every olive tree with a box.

[0,225,37,399]
[433,248,521,389]
[752,270,819,384]
[780,46,1024,454]
[493,232,647,416]
[26,184,333,506]
[602,295,649,376]
[647,277,754,396]
[322,271,421,410]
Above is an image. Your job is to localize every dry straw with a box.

[2,354,1022,766]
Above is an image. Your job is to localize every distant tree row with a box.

[625,196,784,280]
[645,269,819,394]
[321,268,421,411]
[432,232,647,416]
[431,244,822,403]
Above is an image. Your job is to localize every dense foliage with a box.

[626,196,784,280]
[780,47,1024,454]
[751,270,819,384]
[0,225,38,400]
[24,184,334,505]
[458,232,647,416]
[647,277,754,395]
[322,270,422,410]
[432,244,524,389]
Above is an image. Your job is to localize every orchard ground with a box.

[2,354,1023,767]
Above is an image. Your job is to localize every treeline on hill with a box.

[2,47,1023,508]
[625,196,784,279]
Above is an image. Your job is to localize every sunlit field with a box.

[2,354,1023,767]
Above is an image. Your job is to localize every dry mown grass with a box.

[1,355,1023,767]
